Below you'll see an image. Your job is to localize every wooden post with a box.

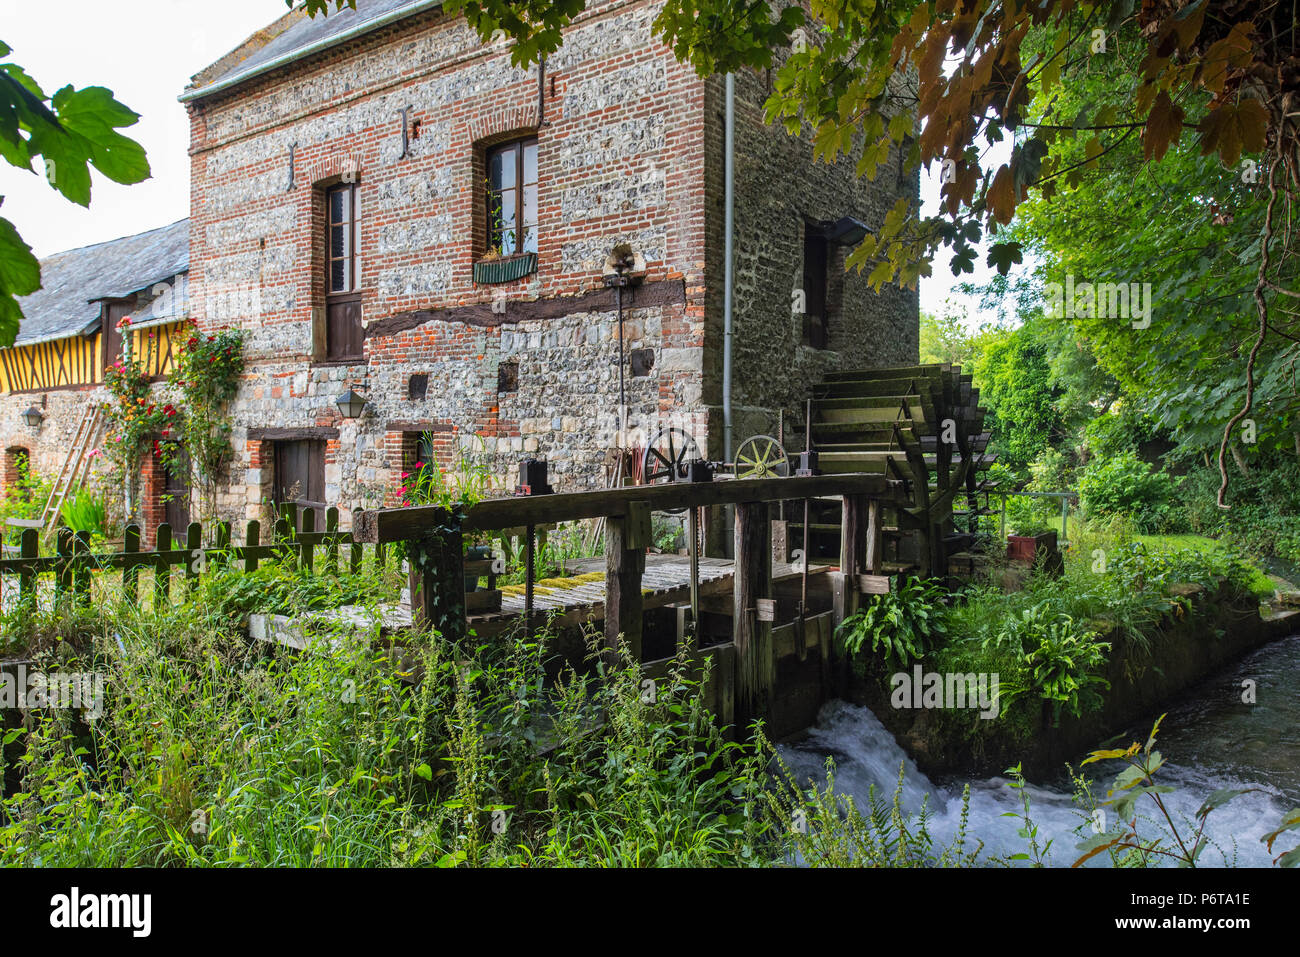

[184,522,202,592]
[835,494,866,625]
[349,508,363,574]
[325,507,339,576]
[245,520,261,573]
[733,500,773,729]
[154,524,172,606]
[273,517,293,568]
[409,521,465,643]
[604,500,649,665]
[72,531,91,603]
[865,498,883,575]
[18,528,37,603]
[54,527,73,603]
[770,518,790,565]
[301,507,316,573]
[215,522,231,570]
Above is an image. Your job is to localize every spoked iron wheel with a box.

[641,427,700,514]
[734,434,790,479]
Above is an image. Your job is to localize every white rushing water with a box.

[776,636,1300,867]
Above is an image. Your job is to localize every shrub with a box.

[1078,451,1175,532]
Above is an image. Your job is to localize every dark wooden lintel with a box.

[246,426,341,441]
[364,278,687,340]
[385,421,454,433]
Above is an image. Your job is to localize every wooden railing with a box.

[0,505,393,607]
[356,473,893,731]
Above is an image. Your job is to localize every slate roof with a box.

[183,0,439,102]
[12,219,190,347]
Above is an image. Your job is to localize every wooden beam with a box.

[604,504,647,664]
[365,278,686,339]
[356,473,888,543]
[246,426,340,441]
[733,500,773,728]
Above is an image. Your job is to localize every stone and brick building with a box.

[182,0,917,525]
[0,221,192,540]
[1,0,918,531]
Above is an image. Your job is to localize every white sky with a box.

[0,0,279,256]
[1,1,991,321]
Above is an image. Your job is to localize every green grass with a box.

[1133,533,1279,599]
[0,567,778,867]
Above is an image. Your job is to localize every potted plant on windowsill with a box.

[473,247,538,285]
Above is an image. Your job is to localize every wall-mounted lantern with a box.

[335,388,367,419]
[20,405,44,428]
[819,216,871,247]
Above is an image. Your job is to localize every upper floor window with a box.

[324,182,363,361]
[486,137,538,257]
[802,229,830,350]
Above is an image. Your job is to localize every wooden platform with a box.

[261,553,836,645]
[469,553,833,637]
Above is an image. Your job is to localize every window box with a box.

[474,252,537,285]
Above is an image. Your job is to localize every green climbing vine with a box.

[101,318,171,524]
[169,319,244,522]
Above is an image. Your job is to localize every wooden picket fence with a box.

[0,505,392,607]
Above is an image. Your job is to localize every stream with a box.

[777,634,1300,867]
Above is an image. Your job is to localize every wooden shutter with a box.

[325,183,362,360]
[104,303,128,370]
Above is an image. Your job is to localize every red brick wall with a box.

[140,449,166,547]
[188,1,710,520]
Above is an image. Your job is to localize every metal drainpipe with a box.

[722,73,735,462]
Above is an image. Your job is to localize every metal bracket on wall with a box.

[286,142,297,191]
[397,106,414,159]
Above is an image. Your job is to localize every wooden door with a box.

[163,455,190,532]
[274,440,326,527]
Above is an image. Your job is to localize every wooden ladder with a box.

[41,403,105,541]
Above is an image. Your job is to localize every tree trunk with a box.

[1230,442,1250,477]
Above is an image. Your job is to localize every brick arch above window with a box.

[300,154,364,190]
[3,445,31,493]
[466,106,539,147]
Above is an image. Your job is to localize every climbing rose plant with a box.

[170,320,244,522]
[102,319,171,523]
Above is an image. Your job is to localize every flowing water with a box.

[777,635,1300,867]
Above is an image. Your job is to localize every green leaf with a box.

[0,216,39,347]
[986,241,1023,275]
[1196,787,1253,819]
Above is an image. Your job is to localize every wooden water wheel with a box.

[801,363,997,579]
